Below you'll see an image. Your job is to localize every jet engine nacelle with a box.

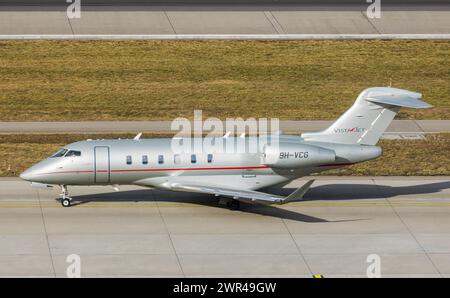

[262,142,335,169]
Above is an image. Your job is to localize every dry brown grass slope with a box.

[0,40,448,121]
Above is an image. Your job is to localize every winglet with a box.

[134,132,142,140]
[280,179,315,204]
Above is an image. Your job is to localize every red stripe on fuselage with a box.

[39,165,270,175]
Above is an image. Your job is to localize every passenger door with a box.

[94,146,110,183]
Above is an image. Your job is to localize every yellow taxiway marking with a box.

[313,274,324,278]
[0,202,450,208]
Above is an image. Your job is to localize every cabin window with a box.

[158,155,164,164]
[174,154,181,164]
[126,155,132,165]
[65,150,81,157]
[207,154,213,163]
[191,154,197,164]
[142,155,148,165]
[51,148,68,158]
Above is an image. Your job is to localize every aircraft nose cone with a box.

[20,168,34,181]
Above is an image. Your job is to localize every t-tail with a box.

[302,87,432,145]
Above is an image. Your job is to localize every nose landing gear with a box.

[61,198,71,207]
[60,185,72,207]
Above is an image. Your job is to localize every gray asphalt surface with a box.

[1,176,449,277]
[0,7,449,36]
[1,1,447,8]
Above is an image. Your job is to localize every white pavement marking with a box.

[1,34,450,40]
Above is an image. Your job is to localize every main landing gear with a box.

[227,199,241,210]
[218,197,241,210]
[60,185,72,207]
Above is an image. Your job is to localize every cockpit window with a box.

[51,148,68,158]
[50,149,81,158]
[65,150,81,157]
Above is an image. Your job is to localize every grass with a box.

[1,133,449,177]
[0,40,449,121]
[325,134,450,176]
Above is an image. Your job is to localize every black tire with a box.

[61,198,71,207]
[227,200,240,210]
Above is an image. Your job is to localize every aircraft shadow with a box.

[263,181,450,201]
[69,189,332,223]
[66,180,449,222]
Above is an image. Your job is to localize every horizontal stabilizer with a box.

[366,90,432,109]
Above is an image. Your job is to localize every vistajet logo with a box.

[334,127,366,133]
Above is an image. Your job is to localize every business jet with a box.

[20,87,431,208]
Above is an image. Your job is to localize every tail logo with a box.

[334,127,366,134]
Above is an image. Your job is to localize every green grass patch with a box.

[0,40,449,121]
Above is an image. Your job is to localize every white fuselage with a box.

[20,136,382,191]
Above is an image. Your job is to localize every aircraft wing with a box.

[167,180,315,205]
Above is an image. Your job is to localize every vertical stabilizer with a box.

[302,87,432,145]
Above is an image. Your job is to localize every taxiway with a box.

[0,4,449,38]
[0,176,449,277]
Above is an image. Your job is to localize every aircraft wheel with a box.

[227,200,240,210]
[61,198,71,207]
